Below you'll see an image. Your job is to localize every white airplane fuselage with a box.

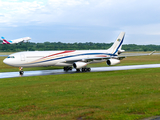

[3,50,113,67]
[10,37,31,44]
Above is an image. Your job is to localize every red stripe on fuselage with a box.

[96,55,107,57]
[39,50,75,60]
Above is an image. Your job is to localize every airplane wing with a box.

[63,51,155,64]
[119,50,156,57]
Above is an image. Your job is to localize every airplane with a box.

[3,32,154,75]
[1,37,31,44]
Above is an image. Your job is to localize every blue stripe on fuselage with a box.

[29,53,117,65]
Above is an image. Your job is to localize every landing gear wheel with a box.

[76,69,80,72]
[82,68,91,72]
[82,68,86,72]
[63,66,72,72]
[19,67,24,75]
[19,71,24,75]
[87,68,91,72]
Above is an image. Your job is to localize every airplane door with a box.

[20,54,25,61]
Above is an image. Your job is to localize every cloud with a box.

[0,0,160,27]
[0,0,46,26]
[48,0,89,7]
[0,15,4,17]
[0,0,114,26]
[122,23,160,36]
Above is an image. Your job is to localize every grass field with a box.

[0,53,160,119]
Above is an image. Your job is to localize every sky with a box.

[0,0,160,45]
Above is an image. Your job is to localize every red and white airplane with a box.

[3,32,154,75]
[2,37,31,44]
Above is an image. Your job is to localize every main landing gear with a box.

[19,67,24,75]
[76,67,91,72]
[63,66,91,72]
[63,66,72,72]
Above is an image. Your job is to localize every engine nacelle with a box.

[118,49,125,54]
[106,59,120,66]
[73,62,87,69]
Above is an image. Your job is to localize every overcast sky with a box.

[0,0,160,45]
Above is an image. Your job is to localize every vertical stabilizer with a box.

[1,37,10,44]
[108,32,125,55]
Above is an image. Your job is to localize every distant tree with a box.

[0,41,160,52]
[0,40,2,44]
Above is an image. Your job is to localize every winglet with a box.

[149,50,156,55]
[1,37,5,40]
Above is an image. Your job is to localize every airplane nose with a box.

[3,58,8,64]
[3,58,12,66]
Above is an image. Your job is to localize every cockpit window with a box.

[7,56,15,58]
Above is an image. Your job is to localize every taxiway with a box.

[0,55,8,57]
[1,64,160,78]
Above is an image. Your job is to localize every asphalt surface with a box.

[1,64,160,78]
[0,55,8,57]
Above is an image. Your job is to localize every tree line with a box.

[0,40,159,52]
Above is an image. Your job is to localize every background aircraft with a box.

[1,37,31,44]
[3,32,154,75]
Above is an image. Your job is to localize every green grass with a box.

[1,69,160,119]
[0,53,160,119]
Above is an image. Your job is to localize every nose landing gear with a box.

[19,67,24,75]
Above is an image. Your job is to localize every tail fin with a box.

[1,37,10,44]
[108,32,125,55]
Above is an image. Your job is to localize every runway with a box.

[1,64,160,79]
[0,55,8,57]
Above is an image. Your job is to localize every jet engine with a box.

[73,62,87,69]
[106,59,120,66]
